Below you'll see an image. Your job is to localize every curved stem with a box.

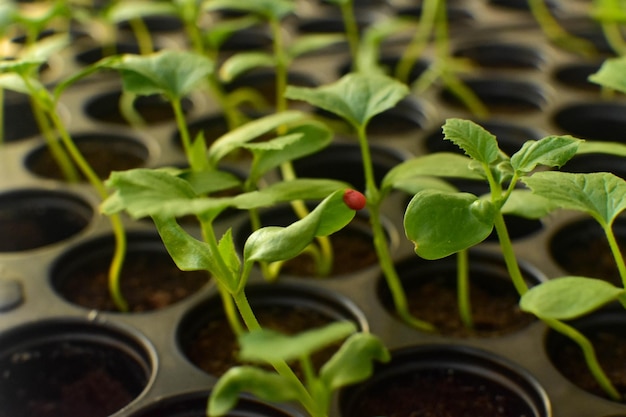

[356,125,435,332]
[544,318,621,401]
[339,0,359,71]
[604,223,626,288]
[129,17,154,55]
[493,211,528,295]
[171,97,197,169]
[457,249,473,329]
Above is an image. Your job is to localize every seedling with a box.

[208,321,390,417]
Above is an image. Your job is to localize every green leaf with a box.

[181,169,242,195]
[243,189,356,263]
[204,0,294,20]
[107,50,214,99]
[520,277,625,320]
[284,72,409,129]
[188,132,210,172]
[205,15,261,51]
[577,140,626,157]
[320,332,390,391]
[217,229,241,280]
[208,367,301,416]
[381,152,484,192]
[389,176,458,196]
[21,33,70,63]
[589,56,626,94]
[442,118,500,164]
[106,1,177,23]
[207,110,306,165]
[245,121,332,185]
[510,135,581,173]
[522,171,626,226]
[0,73,29,94]
[219,52,276,83]
[404,190,495,259]
[239,321,357,363]
[287,34,346,59]
[500,189,558,219]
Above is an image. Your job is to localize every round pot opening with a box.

[3,91,39,143]
[25,132,149,180]
[233,203,391,278]
[0,319,154,417]
[177,282,368,378]
[378,250,541,337]
[51,232,210,312]
[339,344,550,417]
[75,42,144,66]
[550,217,626,287]
[553,102,626,142]
[440,78,547,113]
[545,310,626,401]
[453,41,545,70]
[553,62,604,92]
[126,391,302,417]
[0,189,93,252]
[84,90,193,126]
[560,153,626,180]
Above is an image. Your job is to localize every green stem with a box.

[49,110,129,311]
[601,21,626,56]
[457,249,473,329]
[395,0,438,84]
[171,97,196,170]
[604,223,626,288]
[339,0,359,71]
[356,125,435,332]
[129,17,154,55]
[544,318,621,401]
[493,211,528,295]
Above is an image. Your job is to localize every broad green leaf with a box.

[205,15,261,50]
[239,321,357,363]
[54,56,121,100]
[381,152,484,192]
[181,169,242,195]
[244,189,356,263]
[21,33,70,63]
[208,367,301,416]
[577,140,626,157]
[217,229,241,281]
[589,56,626,93]
[219,52,275,83]
[207,110,305,165]
[244,121,332,185]
[0,73,29,94]
[591,2,626,23]
[320,332,390,391]
[500,189,558,219]
[284,72,409,129]
[389,176,458,196]
[188,132,210,172]
[107,50,214,99]
[522,171,626,226]
[204,0,294,20]
[231,178,348,209]
[510,135,581,173]
[404,190,495,259]
[520,276,624,320]
[106,2,177,23]
[287,34,346,59]
[442,118,500,164]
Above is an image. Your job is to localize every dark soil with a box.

[556,234,625,286]
[345,367,536,417]
[184,304,338,378]
[551,329,626,400]
[403,277,534,337]
[57,251,209,312]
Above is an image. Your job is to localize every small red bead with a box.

[343,189,366,210]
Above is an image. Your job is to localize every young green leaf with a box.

[287,34,346,59]
[577,140,626,157]
[204,0,294,20]
[239,321,357,363]
[520,277,625,320]
[320,332,390,391]
[442,118,500,164]
[208,367,301,416]
[243,189,356,263]
[219,51,276,83]
[522,171,626,226]
[284,72,409,129]
[106,50,214,99]
[500,189,558,219]
[510,135,581,173]
[106,1,177,23]
[205,15,261,51]
[404,190,496,259]
[589,56,626,94]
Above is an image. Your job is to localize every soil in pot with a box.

[26,133,149,181]
[52,233,209,312]
[0,321,152,417]
[340,345,549,417]
[380,251,538,337]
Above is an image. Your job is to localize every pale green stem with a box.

[171,97,197,170]
[457,249,473,329]
[396,0,439,83]
[339,0,359,70]
[129,17,154,55]
[493,211,528,295]
[603,223,626,288]
[601,22,626,56]
[545,318,621,401]
[49,110,128,311]
[119,91,146,128]
[355,124,435,332]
